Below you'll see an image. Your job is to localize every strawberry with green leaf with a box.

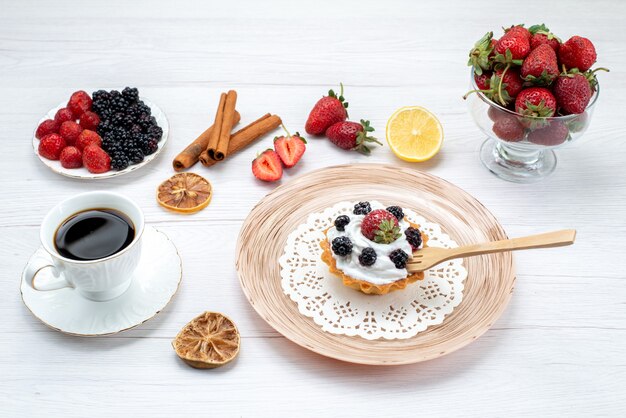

[360,209,401,244]
[468,32,495,75]
[521,44,559,85]
[325,119,381,155]
[528,24,561,52]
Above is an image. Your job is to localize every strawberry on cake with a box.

[319,201,428,295]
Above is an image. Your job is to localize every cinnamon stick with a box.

[200,114,282,167]
[211,90,237,161]
[172,111,241,171]
[203,92,227,162]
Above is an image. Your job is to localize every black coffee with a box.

[54,208,135,261]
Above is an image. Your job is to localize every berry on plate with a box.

[252,149,283,182]
[360,209,401,244]
[273,129,306,168]
[326,119,381,155]
[59,121,83,146]
[386,206,404,221]
[305,83,349,135]
[82,144,111,174]
[67,90,92,117]
[559,36,596,72]
[353,201,371,215]
[334,215,350,231]
[404,227,423,251]
[59,146,83,169]
[76,130,102,151]
[331,236,353,256]
[35,119,59,139]
[358,247,377,266]
[38,134,67,160]
[79,111,100,130]
[389,249,409,269]
[54,108,75,124]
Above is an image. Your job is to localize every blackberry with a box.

[110,112,126,128]
[122,87,139,103]
[358,247,377,266]
[111,152,130,170]
[147,125,163,140]
[136,102,151,115]
[129,124,143,135]
[389,249,409,269]
[353,201,372,215]
[110,95,129,113]
[386,206,404,221]
[334,215,350,231]
[126,148,145,164]
[331,236,353,256]
[92,89,110,103]
[404,227,422,250]
[137,114,153,129]
[123,114,136,128]
[141,138,159,155]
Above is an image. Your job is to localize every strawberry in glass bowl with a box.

[464,24,607,183]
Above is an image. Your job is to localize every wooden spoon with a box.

[406,229,576,273]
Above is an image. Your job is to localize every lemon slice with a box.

[157,173,212,214]
[386,106,443,162]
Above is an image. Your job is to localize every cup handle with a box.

[24,253,72,291]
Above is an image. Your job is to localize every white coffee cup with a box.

[24,191,145,301]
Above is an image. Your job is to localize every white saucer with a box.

[32,97,169,180]
[21,226,182,336]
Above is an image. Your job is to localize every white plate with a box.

[20,226,182,336]
[32,97,169,180]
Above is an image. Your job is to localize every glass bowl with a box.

[465,69,599,183]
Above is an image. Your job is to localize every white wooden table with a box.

[2,1,625,416]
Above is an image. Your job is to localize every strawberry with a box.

[468,32,495,75]
[493,115,525,142]
[528,120,569,146]
[504,25,531,40]
[325,120,381,155]
[521,44,558,85]
[67,90,92,117]
[35,119,59,139]
[559,36,596,72]
[273,129,306,168]
[515,87,557,118]
[59,121,83,146]
[38,134,67,160]
[82,144,111,173]
[79,111,100,130]
[495,28,531,60]
[59,146,83,169]
[474,71,492,90]
[54,108,75,124]
[528,24,561,52]
[252,149,283,182]
[76,130,102,151]
[305,83,348,135]
[465,67,523,106]
[553,71,592,115]
[360,209,401,244]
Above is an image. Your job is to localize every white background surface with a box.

[1,1,625,416]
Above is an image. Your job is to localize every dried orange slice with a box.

[157,172,212,214]
[172,311,240,369]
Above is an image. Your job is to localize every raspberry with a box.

[38,134,67,160]
[35,119,59,139]
[59,146,82,169]
[386,206,404,221]
[79,111,100,130]
[353,201,371,215]
[334,215,350,231]
[404,227,423,251]
[331,236,353,256]
[389,249,409,269]
[82,145,111,174]
[59,121,83,146]
[360,209,400,244]
[54,108,75,124]
[76,130,102,151]
[358,247,377,266]
[67,90,92,117]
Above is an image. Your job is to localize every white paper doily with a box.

[279,201,468,340]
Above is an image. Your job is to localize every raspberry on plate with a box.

[79,111,100,130]
[76,130,102,151]
[38,134,67,160]
[54,108,75,124]
[35,119,59,139]
[59,146,83,169]
[67,90,92,117]
[82,144,111,174]
[59,121,83,146]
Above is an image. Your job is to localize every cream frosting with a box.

[326,201,419,285]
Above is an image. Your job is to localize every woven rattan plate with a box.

[236,164,515,365]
